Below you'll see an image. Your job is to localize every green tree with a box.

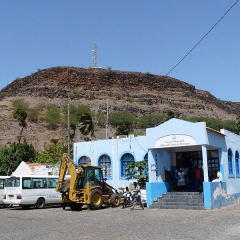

[12,99,29,111]
[63,104,92,123]
[124,161,148,189]
[46,105,61,129]
[0,140,37,175]
[162,110,175,123]
[236,112,240,135]
[27,107,40,122]
[12,108,27,147]
[109,112,135,133]
[138,114,165,128]
[182,116,238,133]
[36,141,67,164]
[0,92,7,99]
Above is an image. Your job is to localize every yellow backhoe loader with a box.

[56,153,120,210]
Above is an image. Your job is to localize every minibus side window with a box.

[32,178,47,189]
[0,179,4,189]
[22,178,32,189]
[47,178,58,188]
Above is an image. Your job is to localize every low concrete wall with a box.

[203,181,240,210]
[146,182,170,207]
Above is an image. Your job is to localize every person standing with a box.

[131,181,144,210]
[175,167,179,191]
[195,167,202,191]
[182,167,189,190]
[177,168,186,191]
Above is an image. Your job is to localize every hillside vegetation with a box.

[0,67,240,151]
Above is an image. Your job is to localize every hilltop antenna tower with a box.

[92,42,98,68]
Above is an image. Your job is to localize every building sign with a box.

[155,134,196,148]
[151,164,156,173]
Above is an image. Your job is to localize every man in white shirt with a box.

[131,181,144,210]
[217,170,223,181]
[212,169,223,182]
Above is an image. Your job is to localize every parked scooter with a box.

[120,187,133,208]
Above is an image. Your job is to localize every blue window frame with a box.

[236,151,239,176]
[121,153,134,177]
[78,156,87,165]
[99,154,111,177]
[228,149,233,175]
[155,154,158,178]
[144,153,149,178]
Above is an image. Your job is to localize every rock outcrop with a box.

[1,66,239,120]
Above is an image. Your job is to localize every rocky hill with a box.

[0,66,239,150]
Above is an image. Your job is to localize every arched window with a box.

[144,153,149,178]
[236,151,239,175]
[121,153,134,177]
[99,154,111,177]
[78,156,88,165]
[228,149,233,175]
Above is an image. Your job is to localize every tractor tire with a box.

[69,203,83,211]
[91,189,103,210]
[36,198,45,209]
[110,193,120,207]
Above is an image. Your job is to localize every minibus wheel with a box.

[36,198,45,209]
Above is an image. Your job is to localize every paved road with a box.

[1,203,240,240]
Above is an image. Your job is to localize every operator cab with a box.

[75,166,104,190]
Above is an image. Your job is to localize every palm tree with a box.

[116,125,128,136]
[79,113,95,140]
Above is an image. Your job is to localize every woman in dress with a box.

[177,168,186,191]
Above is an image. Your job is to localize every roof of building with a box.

[25,162,51,172]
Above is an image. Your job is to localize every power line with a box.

[166,0,239,76]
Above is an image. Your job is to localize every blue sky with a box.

[0,1,239,102]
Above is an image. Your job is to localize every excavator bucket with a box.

[58,179,70,193]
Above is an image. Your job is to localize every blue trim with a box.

[97,153,113,180]
[235,151,239,175]
[146,182,170,207]
[228,148,235,177]
[143,152,149,179]
[220,164,224,182]
[119,151,136,180]
[203,182,211,210]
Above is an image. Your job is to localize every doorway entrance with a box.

[176,150,219,191]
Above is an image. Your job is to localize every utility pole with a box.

[106,98,108,139]
[68,103,70,156]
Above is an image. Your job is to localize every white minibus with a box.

[0,176,8,207]
[3,175,62,209]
